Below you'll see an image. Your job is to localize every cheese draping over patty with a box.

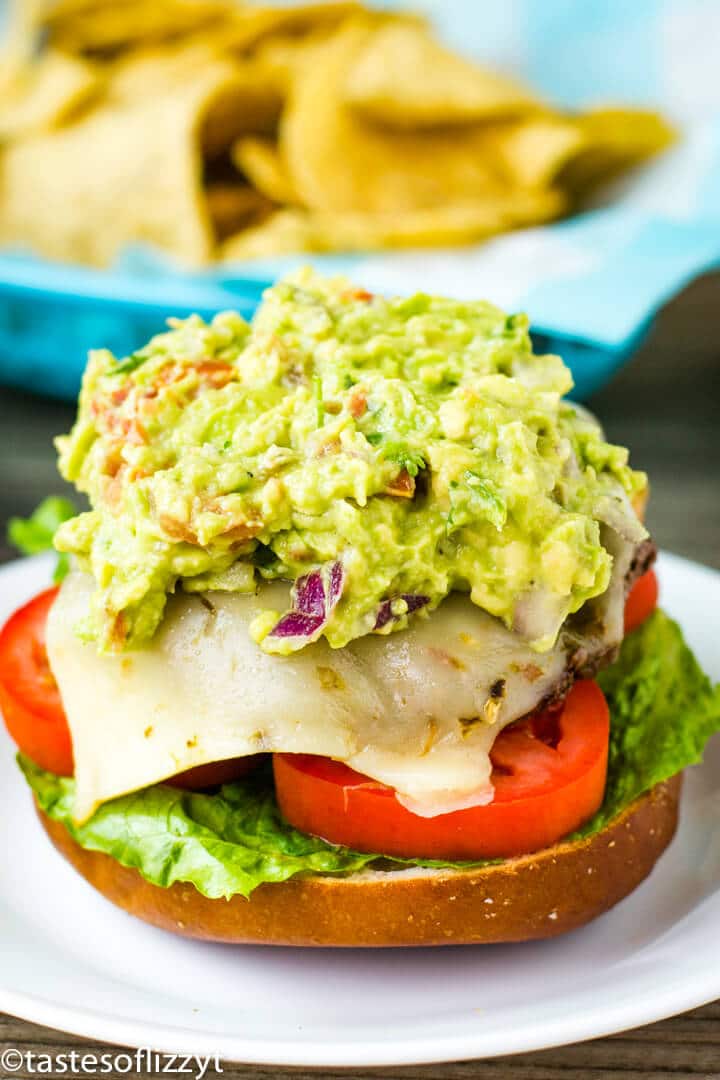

[47,538,633,823]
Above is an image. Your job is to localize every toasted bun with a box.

[35,775,681,947]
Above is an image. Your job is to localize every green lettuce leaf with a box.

[584,608,720,834]
[20,760,383,900]
[7,496,76,582]
[19,610,720,899]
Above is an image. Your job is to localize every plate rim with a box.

[1,550,719,1066]
[2,970,720,1068]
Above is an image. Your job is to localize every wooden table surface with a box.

[1,274,719,1078]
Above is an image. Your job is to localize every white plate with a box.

[1,552,719,1067]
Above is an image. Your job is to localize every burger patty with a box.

[540,537,658,711]
[625,537,658,593]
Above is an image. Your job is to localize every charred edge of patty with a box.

[532,644,617,716]
[625,537,657,594]
[534,536,658,715]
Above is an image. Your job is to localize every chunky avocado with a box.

[55,268,646,655]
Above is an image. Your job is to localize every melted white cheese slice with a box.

[49,518,637,826]
[47,573,577,823]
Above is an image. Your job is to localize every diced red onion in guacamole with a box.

[267,561,344,648]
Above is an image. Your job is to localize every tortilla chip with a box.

[0,61,244,265]
[232,136,299,204]
[43,0,236,55]
[107,47,282,156]
[216,2,363,53]
[223,189,565,259]
[581,107,675,152]
[482,116,587,189]
[108,42,226,97]
[561,108,676,193]
[222,209,319,260]
[313,192,565,249]
[0,49,101,139]
[281,21,522,215]
[343,20,540,129]
[206,183,273,241]
[247,31,334,97]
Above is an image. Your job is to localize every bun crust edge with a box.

[36,775,681,947]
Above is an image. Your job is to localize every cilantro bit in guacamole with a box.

[55,269,646,655]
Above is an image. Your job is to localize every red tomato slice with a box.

[624,569,659,634]
[0,587,74,776]
[274,680,610,860]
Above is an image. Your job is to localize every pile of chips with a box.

[0,0,675,266]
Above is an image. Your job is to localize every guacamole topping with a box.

[55,268,646,655]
